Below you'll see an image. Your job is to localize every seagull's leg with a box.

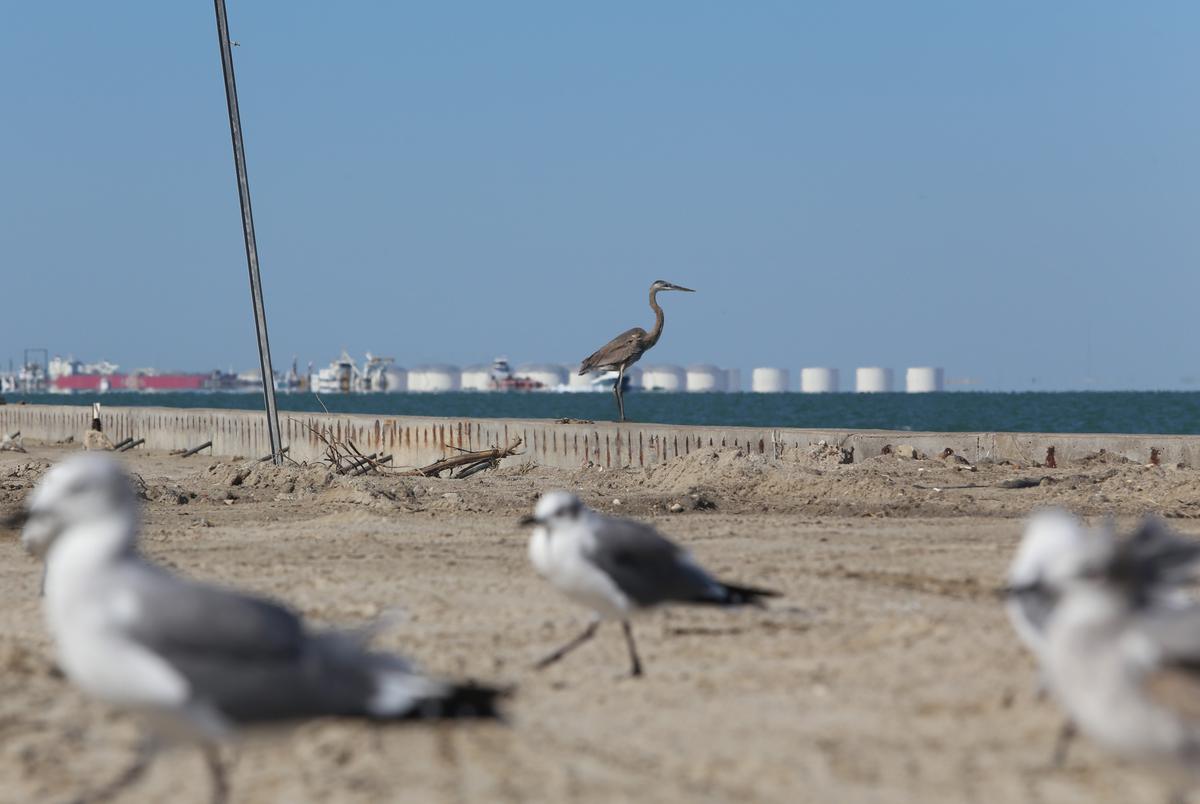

[203,744,229,804]
[615,365,627,422]
[534,620,599,669]
[1050,718,1076,769]
[83,733,158,802]
[621,621,643,677]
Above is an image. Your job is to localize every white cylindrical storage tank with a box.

[460,365,491,391]
[725,368,742,392]
[515,363,567,390]
[800,367,839,393]
[410,365,460,392]
[751,367,789,393]
[686,364,727,393]
[906,366,944,393]
[641,365,685,392]
[855,367,893,393]
[380,366,407,393]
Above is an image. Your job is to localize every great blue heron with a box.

[578,280,695,421]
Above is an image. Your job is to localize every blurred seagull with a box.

[1007,511,1200,767]
[13,454,502,803]
[1005,510,1107,765]
[1020,514,1200,803]
[520,490,777,676]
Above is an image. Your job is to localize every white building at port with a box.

[460,365,491,391]
[855,367,893,393]
[641,365,685,392]
[905,366,945,393]
[408,364,460,392]
[515,363,567,390]
[686,364,727,392]
[800,367,839,393]
[751,367,789,393]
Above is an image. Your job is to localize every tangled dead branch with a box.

[402,438,523,478]
[292,419,392,475]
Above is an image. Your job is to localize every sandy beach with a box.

[2,441,1198,803]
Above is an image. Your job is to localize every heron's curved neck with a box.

[646,288,666,347]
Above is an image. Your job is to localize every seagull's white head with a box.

[1009,509,1100,590]
[520,490,586,529]
[18,453,139,558]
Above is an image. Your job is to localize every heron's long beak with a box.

[668,283,695,292]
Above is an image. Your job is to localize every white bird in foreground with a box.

[520,490,777,676]
[1005,510,1105,765]
[11,454,502,803]
[1015,512,1200,803]
[1007,511,1200,769]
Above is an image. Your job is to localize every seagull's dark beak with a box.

[996,581,1041,599]
[518,515,539,527]
[2,509,28,530]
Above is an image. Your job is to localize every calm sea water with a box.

[6,391,1200,434]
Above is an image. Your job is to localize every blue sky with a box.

[2,2,1196,389]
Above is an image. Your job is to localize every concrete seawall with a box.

[2,404,1197,471]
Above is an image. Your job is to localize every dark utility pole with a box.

[212,0,283,464]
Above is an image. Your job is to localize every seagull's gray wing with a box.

[108,560,387,722]
[109,559,501,723]
[584,517,727,607]
[114,560,303,659]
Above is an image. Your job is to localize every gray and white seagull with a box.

[1009,513,1200,803]
[1006,510,1200,768]
[521,490,777,676]
[11,453,502,803]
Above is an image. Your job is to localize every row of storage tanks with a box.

[392,364,944,393]
[751,367,945,393]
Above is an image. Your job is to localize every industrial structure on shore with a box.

[2,351,947,395]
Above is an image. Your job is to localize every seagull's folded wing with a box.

[585,518,720,607]
[113,560,304,660]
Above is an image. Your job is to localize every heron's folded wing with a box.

[579,328,645,373]
[585,517,719,607]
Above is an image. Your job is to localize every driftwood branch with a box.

[402,438,523,478]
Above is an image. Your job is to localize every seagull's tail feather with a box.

[367,657,509,721]
[404,682,509,721]
[707,581,780,608]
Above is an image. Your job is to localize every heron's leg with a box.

[1050,718,1076,769]
[84,733,159,802]
[204,744,229,804]
[534,620,600,669]
[615,365,627,422]
[621,621,643,677]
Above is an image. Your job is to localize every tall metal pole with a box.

[213,0,283,464]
